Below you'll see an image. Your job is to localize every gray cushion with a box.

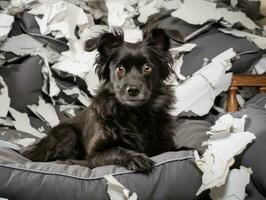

[0,147,208,200]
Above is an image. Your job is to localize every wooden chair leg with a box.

[227,86,238,112]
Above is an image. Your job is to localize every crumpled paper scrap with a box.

[195,114,256,195]
[104,174,137,200]
[29,0,93,40]
[210,166,252,200]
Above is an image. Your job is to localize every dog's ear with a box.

[144,28,170,52]
[85,28,124,56]
[85,28,124,81]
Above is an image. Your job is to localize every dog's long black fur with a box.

[23,28,178,172]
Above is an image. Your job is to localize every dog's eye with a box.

[116,65,125,76]
[143,64,152,75]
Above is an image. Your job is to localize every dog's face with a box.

[86,29,173,107]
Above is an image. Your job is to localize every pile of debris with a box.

[0,0,265,199]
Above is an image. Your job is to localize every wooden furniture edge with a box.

[227,74,266,112]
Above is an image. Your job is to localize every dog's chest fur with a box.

[90,87,176,156]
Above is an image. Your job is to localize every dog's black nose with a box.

[126,86,139,97]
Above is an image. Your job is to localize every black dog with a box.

[23,28,178,172]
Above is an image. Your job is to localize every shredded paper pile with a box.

[0,0,265,199]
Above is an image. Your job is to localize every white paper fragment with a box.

[220,28,266,50]
[63,87,91,107]
[210,166,252,200]
[171,0,221,25]
[9,107,45,138]
[171,0,259,30]
[51,41,98,79]
[171,48,236,116]
[254,57,266,74]
[208,114,234,134]
[5,0,37,15]
[172,55,187,81]
[0,76,11,118]
[207,114,247,135]
[29,0,92,40]
[0,13,14,40]
[12,138,36,148]
[105,0,138,27]
[195,114,256,195]
[27,97,60,127]
[104,174,137,200]
[171,43,196,53]
[138,0,182,23]
[218,8,259,30]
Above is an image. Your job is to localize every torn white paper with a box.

[12,138,36,148]
[171,48,236,116]
[6,0,37,15]
[138,0,182,24]
[171,43,196,53]
[171,0,221,25]
[9,107,45,138]
[172,54,187,81]
[207,114,247,136]
[195,114,256,195]
[104,174,137,200]
[218,8,259,30]
[27,97,60,127]
[0,13,14,40]
[0,76,10,118]
[171,0,259,30]
[220,28,266,50]
[210,166,252,200]
[105,0,138,27]
[51,40,98,78]
[29,0,92,40]
[254,56,266,74]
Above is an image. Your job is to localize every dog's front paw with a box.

[125,153,155,172]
